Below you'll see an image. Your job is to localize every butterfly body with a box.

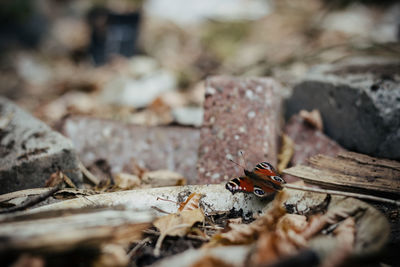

[225,161,286,198]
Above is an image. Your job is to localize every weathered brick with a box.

[197,76,283,184]
[61,116,200,184]
[286,61,400,160]
[0,97,82,194]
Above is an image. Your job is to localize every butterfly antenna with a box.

[239,150,248,169]
[228,158,247,170]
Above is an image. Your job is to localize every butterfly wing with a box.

[225,177,254,194]
[252,162,278,177]
[225,176,276,197]
[247,162,286,191]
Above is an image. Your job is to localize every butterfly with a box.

[225,161,286,197]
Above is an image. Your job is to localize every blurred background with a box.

[1,0,399,127]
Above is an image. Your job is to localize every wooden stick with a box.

[283,184,400,207]
[0,182,64,214]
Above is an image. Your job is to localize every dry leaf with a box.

[209,191,288,246]
[278,134,294,173]
[322,217,355,267]
[142,170,186,187]
[153,209,205,237]
[191,255,233,267]
[299,109,323,131]
[113,173,141,190]
[179,193,203,211]
[93,244,129,267]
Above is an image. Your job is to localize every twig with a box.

[284,184,400,207]
[151,206,172,214]
[0,182,64,214]
[127,237,151,258]
[153,224,191,257]
[79,162,100,185]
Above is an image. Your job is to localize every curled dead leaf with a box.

[299,109,323,131]
[208,191,288,246]
[113,173,141,190]
[154,209,205,237]
[191,255,233,267]
[142,170,186,187]
[277,134,294,173]
[179,193,203,211]
[321,217,355,267]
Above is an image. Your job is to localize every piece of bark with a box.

[61,116,200,184]
[197,76,282,184]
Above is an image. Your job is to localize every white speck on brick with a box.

[256,85,263,93]
[225,153,233,160]
[102,127,112,137]
[245,90,254,99]
[247,111,256,119]
[211,173,220,180]
[239,126,246,133]
[209,116,215,124]
[264,142,269,152]
[199,167,205,173]
[217,130,224,140]
[206,87,216,95]
[234,135,240,140]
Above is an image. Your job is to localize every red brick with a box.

[196,76,283,184]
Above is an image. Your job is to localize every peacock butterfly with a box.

[225,161,286,198]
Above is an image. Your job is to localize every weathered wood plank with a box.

[283,165,399,195]
[284,152,400,196]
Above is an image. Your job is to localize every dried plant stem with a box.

[128,237,151,258]
[154,224,191,257]
[284,184,400,207]
[79,162,100,185]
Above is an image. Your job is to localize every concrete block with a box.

[0,97,82,194]
[286,62,400,160]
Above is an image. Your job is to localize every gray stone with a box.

[0,97,82,194]
[61,116,200,184]
[286,62,400,160]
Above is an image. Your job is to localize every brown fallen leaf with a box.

[153,193,205,256]
[191,255,233,267]
[321,217,355,267]
[142,170,186,187]
[113,173,141,190]
[249,199,363,266]
[208,190,288,246]
[153,209,205,237]
[179,192,203,211]
[299,109,323,131]
[277,134,294,173]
